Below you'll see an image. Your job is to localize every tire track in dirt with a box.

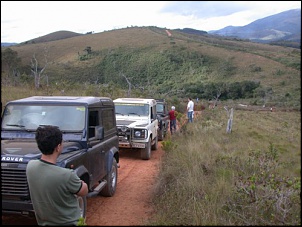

[86,145,164,226]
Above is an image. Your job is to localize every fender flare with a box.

[106,146,119,173]
[74,165,89,178]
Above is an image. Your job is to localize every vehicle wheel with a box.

[151,135,158,150]
[100,158,118,197]
[163,126,167,138]
[158,130,163,141]
[77,195,87,219]
[141,138,151,160]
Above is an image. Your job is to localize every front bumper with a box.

[2,199,34,215]
[118,141,146,149]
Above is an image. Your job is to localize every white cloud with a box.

[1,1,300,43]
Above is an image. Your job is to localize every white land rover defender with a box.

[113,98,159,160]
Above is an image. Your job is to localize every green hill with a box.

[1,26,300,109]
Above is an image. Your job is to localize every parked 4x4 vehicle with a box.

[113,98,158,160]
[156,99,169,141]
[1,96,119,219]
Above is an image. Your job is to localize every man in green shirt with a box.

[26,126,88,225]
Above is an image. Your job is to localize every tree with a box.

[84,46,92,55]
[1,48,21,85]
[31,47,48,89]
[120,72,132,97]
[254,86,273,106]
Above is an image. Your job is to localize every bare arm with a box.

[77,180,88,196]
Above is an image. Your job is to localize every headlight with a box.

[135,131,141,137]
[133,129,147,139]
[121,126,128,132]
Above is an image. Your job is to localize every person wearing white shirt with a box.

[187,97,194,123]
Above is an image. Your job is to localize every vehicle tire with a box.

[100,158,118,197]
[77,195,87,219]
[141,138,151,160]
[163,125,167,138]
[158,130,163,141]
[151,135,158,150]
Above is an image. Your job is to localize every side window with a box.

[88,110,99,138]
[102,108,115,133]
[151,106,155,120]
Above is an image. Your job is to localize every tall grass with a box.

[1,85,300,225]
[148,107,300,225]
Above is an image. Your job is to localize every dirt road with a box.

[2,143,165,226]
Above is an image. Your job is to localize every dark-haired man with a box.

[26,126,88,226]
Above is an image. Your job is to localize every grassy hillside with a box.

[1,26,301,108]
[148,108,301,225]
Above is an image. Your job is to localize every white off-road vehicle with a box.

[113,98,158,160]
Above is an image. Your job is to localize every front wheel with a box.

[141,138,151,160]
[151,135,158,150]
[158,130,163,141]
[100,158,118,197]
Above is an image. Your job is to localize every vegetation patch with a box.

[148,108,300,226]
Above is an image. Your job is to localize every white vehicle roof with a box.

[113,98,156,106]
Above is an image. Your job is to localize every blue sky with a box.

[1,1,301,43]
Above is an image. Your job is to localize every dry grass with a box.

[149,106,301,225]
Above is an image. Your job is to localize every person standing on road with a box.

[169,106,177,134]
[26,125,88,226]
[187,97,194,123]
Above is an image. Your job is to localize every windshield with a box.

[1,104,86,131]
[114,103,149,116]
[156,104,164,113]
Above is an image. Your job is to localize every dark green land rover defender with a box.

[1,96,119,219]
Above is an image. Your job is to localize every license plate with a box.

[132,143,145,148]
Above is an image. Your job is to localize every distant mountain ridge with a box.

[2,9,300,47]
[2,31,83,46]
[208,9,301,44]
[21,30,83,44]
[173,28,208,36]
[1,42,18,47]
